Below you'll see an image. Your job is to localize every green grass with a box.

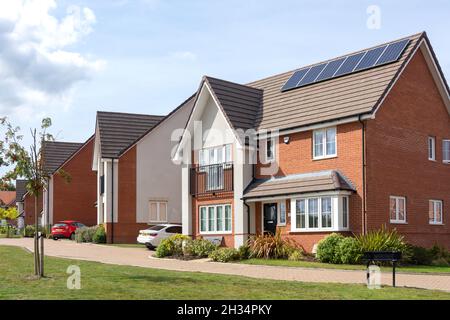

[240,258,450,274]
[0,246,449,300]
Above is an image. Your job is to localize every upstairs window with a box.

[443,140,450,164]
[428,136,436,161]
[199,144,232,166]
[265,137,276,162]
[429,200,443,225]
[390,196,406,224]
[313,127,336,159]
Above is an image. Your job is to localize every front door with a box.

[263,203,277,235]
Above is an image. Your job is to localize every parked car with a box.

[51,220,86,240]
[137,224,182,249]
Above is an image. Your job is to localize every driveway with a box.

[1,237,449,292]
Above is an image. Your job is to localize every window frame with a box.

[389,196,407,224]
[149,201,168,223]
[313,127,337,160]
[429,200,443,225]
[428,136,436,161]
[443,140,450,164]
[291,196,336,232]
[278,201,287,226]
[199,204,232,235]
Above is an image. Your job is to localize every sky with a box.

[0,0,449,146]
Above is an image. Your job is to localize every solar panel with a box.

[334,52,365,77]
[354,45,387,71]
[298,63,327,86]
[375,39,410,66]
[280,38,411,92]
[281,68,310,91]
[315,57,346,81]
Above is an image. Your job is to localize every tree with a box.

[0,181,15,191]
[0,116,54,278]
[0,207,18,220]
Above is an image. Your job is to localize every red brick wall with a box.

[109,146,147,243]
[255,122,363,251]
[366,50,450,249]
[52,139,97,226]
[24,192,43,226]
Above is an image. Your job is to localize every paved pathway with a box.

[1,238,449,292]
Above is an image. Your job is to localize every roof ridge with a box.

[204,75,263,91]
[97,110,165,118]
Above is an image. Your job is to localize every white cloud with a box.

[0,0,104,117]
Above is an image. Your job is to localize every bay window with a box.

[313,127,337,159]
[199,204,232,234]
[292,195,349,232]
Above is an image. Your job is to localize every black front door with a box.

[263,203,277,235]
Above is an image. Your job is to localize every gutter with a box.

[358,115,367,235]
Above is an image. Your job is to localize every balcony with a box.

[190,162,233,197]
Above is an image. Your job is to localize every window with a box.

[428,136,436,160]
[313,127,336,159]
[199,144,232,191]
[390,196,406,223]
[199,204,232,234]
[149,201,168,222]
[429,200,443,225]
[165,226,182,234]
[443,140,450,163]
[266,137,275,162]
[342,197,349,228]
[294,196,333,230]
[279,202,286,225]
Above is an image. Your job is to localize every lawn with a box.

[0,246,449,300]
[240,258,450,274]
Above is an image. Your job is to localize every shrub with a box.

[408,245,434,265]
[183,239,218,258]
[209,248,240,262]
[75,226,98,243]
[155,234,190,258]
[336,237,362,264]
[249,230,298,259]
[93,225,106,244]
[316,233,344,263]
[24,225,35,237]
[237,244,251,260]
[355,227,410,261]
[288,249,304,261]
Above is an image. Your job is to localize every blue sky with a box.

[1,0,450,145]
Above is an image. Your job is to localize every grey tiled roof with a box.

[15,179,28,202]
[42,141,83,175]
[243,170,355,199]
[97,111,165,158]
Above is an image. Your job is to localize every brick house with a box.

[178,32,450,251]
[15,180,29,227]
[92,97,194,243]
[41,138,97,228]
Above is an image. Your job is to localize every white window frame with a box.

[199,204,232,235]
[389,196,407,224]
[429,200,443,225]
[265,137,276,163]
[199,144,232,166]
[428,136,436,161]
[149,201,168,223]
[443,140,450,164]
[313,127,337,160]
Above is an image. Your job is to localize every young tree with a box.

[0,117,54,277]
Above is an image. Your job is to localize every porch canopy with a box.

[243,170,355,201]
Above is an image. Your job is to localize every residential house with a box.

[0,191,16,209]
[92,97,194,243]
[15,180,29,228]
[41,138,97,228]
[179,32,450,251]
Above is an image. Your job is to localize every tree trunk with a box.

[40,233,44,277]
[34,195,40,277]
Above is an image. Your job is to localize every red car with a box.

[51,220,86,240]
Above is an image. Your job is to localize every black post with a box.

[392,260,396,287]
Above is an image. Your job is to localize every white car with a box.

[137,224,182,249]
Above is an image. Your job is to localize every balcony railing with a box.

[190,162,233,197]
